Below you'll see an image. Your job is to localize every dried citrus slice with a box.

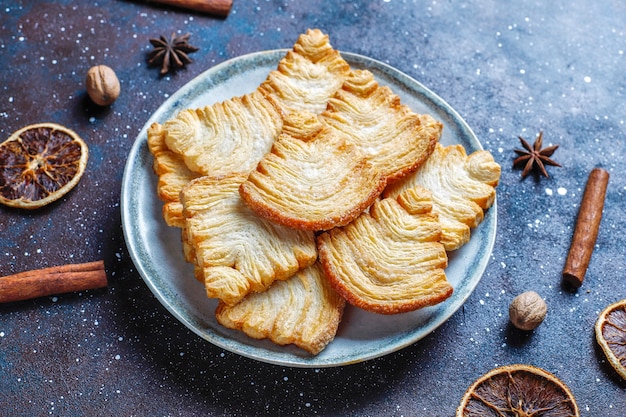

[456,364,579,417]
[0,123,88,209]
[595,299,626,380]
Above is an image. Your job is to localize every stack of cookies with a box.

[147,29,500,355]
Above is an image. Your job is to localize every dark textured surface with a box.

[1,1,625,415]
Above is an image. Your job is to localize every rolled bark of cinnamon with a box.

[149,0,233,17]
[0,260,108,303]
[562,168,609,288]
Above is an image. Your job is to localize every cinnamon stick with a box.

[148,0,232,17]
[562,168,609,288]
[0,260,107,303]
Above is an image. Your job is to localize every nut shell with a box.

[86,65,120,106]
[509,290,547,330]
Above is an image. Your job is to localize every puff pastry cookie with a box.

[317,186,452,315]
[240,111,386,231]
[259,29,351,115]
[215,262,345,355]
[383,143,501,251]
[180,174,318,306]
[321,69,442,183]
[162,90,283,177]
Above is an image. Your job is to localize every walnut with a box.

[86,65,120,106]
[509,291,547,331]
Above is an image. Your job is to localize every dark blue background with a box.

[1,1,625,415]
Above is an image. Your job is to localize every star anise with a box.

[513,131,561,178]
[148,32,199,75]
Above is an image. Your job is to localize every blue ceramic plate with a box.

[121,50,497,368]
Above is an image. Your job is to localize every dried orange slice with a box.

[595,299,626,380]
[0,123,88,209]
[456,364,579,417]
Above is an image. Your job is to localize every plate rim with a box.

[121,49,497,368]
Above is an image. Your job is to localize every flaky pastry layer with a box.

[163,90,283,177]
[383,143,501,251]
[259,30,350,115]
[181,174,318,306]
[216,262,345,355]
[321,69,442,183]
[317,186,452,314]
[240,111,386,231]
[147,122,200,228]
